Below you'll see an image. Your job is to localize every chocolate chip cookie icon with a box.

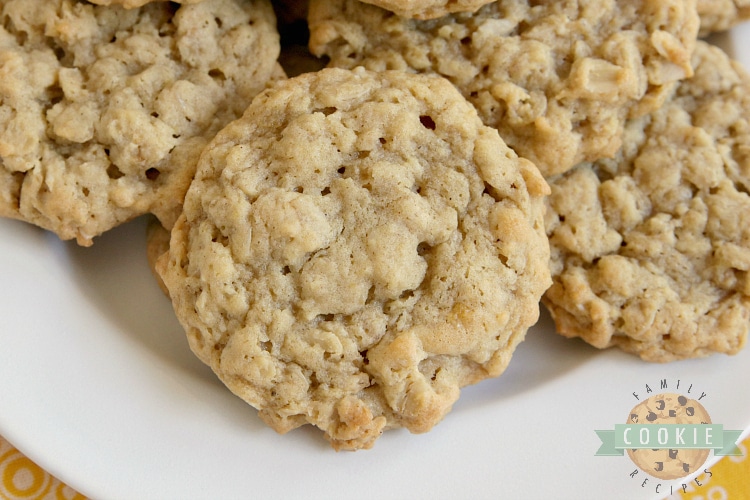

[626,393,711,480]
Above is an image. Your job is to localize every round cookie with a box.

[158,67,551,450]
[308,0,699,177]
[627,393,711,480]
[0,0,280,245]
[543,41,750,362]
[697,0,750,36]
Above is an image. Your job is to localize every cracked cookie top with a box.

[158,67,551,450]
[544,42,750,362]
[309,0,699,177]
[0,0,280,245]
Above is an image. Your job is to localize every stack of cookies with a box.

[1,0,748,450]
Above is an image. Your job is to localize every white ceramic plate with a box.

[2,32,750,500]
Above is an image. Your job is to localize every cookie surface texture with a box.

[0,0,280,245]
[543,41,750,362]
[696,0,750,36]
[160,67,551,450]
[357,0,495,20]
[308,0,700,177]
[86,0,203,9]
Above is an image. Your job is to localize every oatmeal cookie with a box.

[543,41,750,362]
[697,0,750,36]
[0,0,280,245]
[308,0,700,177]
[158,67,551,450]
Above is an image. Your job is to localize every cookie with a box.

[0,0,280,245]
[356,0,494,20]
[543,41,750,362]
[158,67,551,450]
[697,0,750,36]
[308,0,700,178]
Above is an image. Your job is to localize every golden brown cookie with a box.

[308,0,699,177]
[158,67,551,450]
[0,0,280,245]
[543,41,750,362]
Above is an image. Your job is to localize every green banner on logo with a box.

[594,430,623,456]
[595,425,743,456]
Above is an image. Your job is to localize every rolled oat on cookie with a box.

[544,41,750,362]
[308,0,700,177]
[0,0,280,245]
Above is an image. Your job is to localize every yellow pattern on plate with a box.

[2,431,748,499]
[0,436,85,500]
[674,434,750,500]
